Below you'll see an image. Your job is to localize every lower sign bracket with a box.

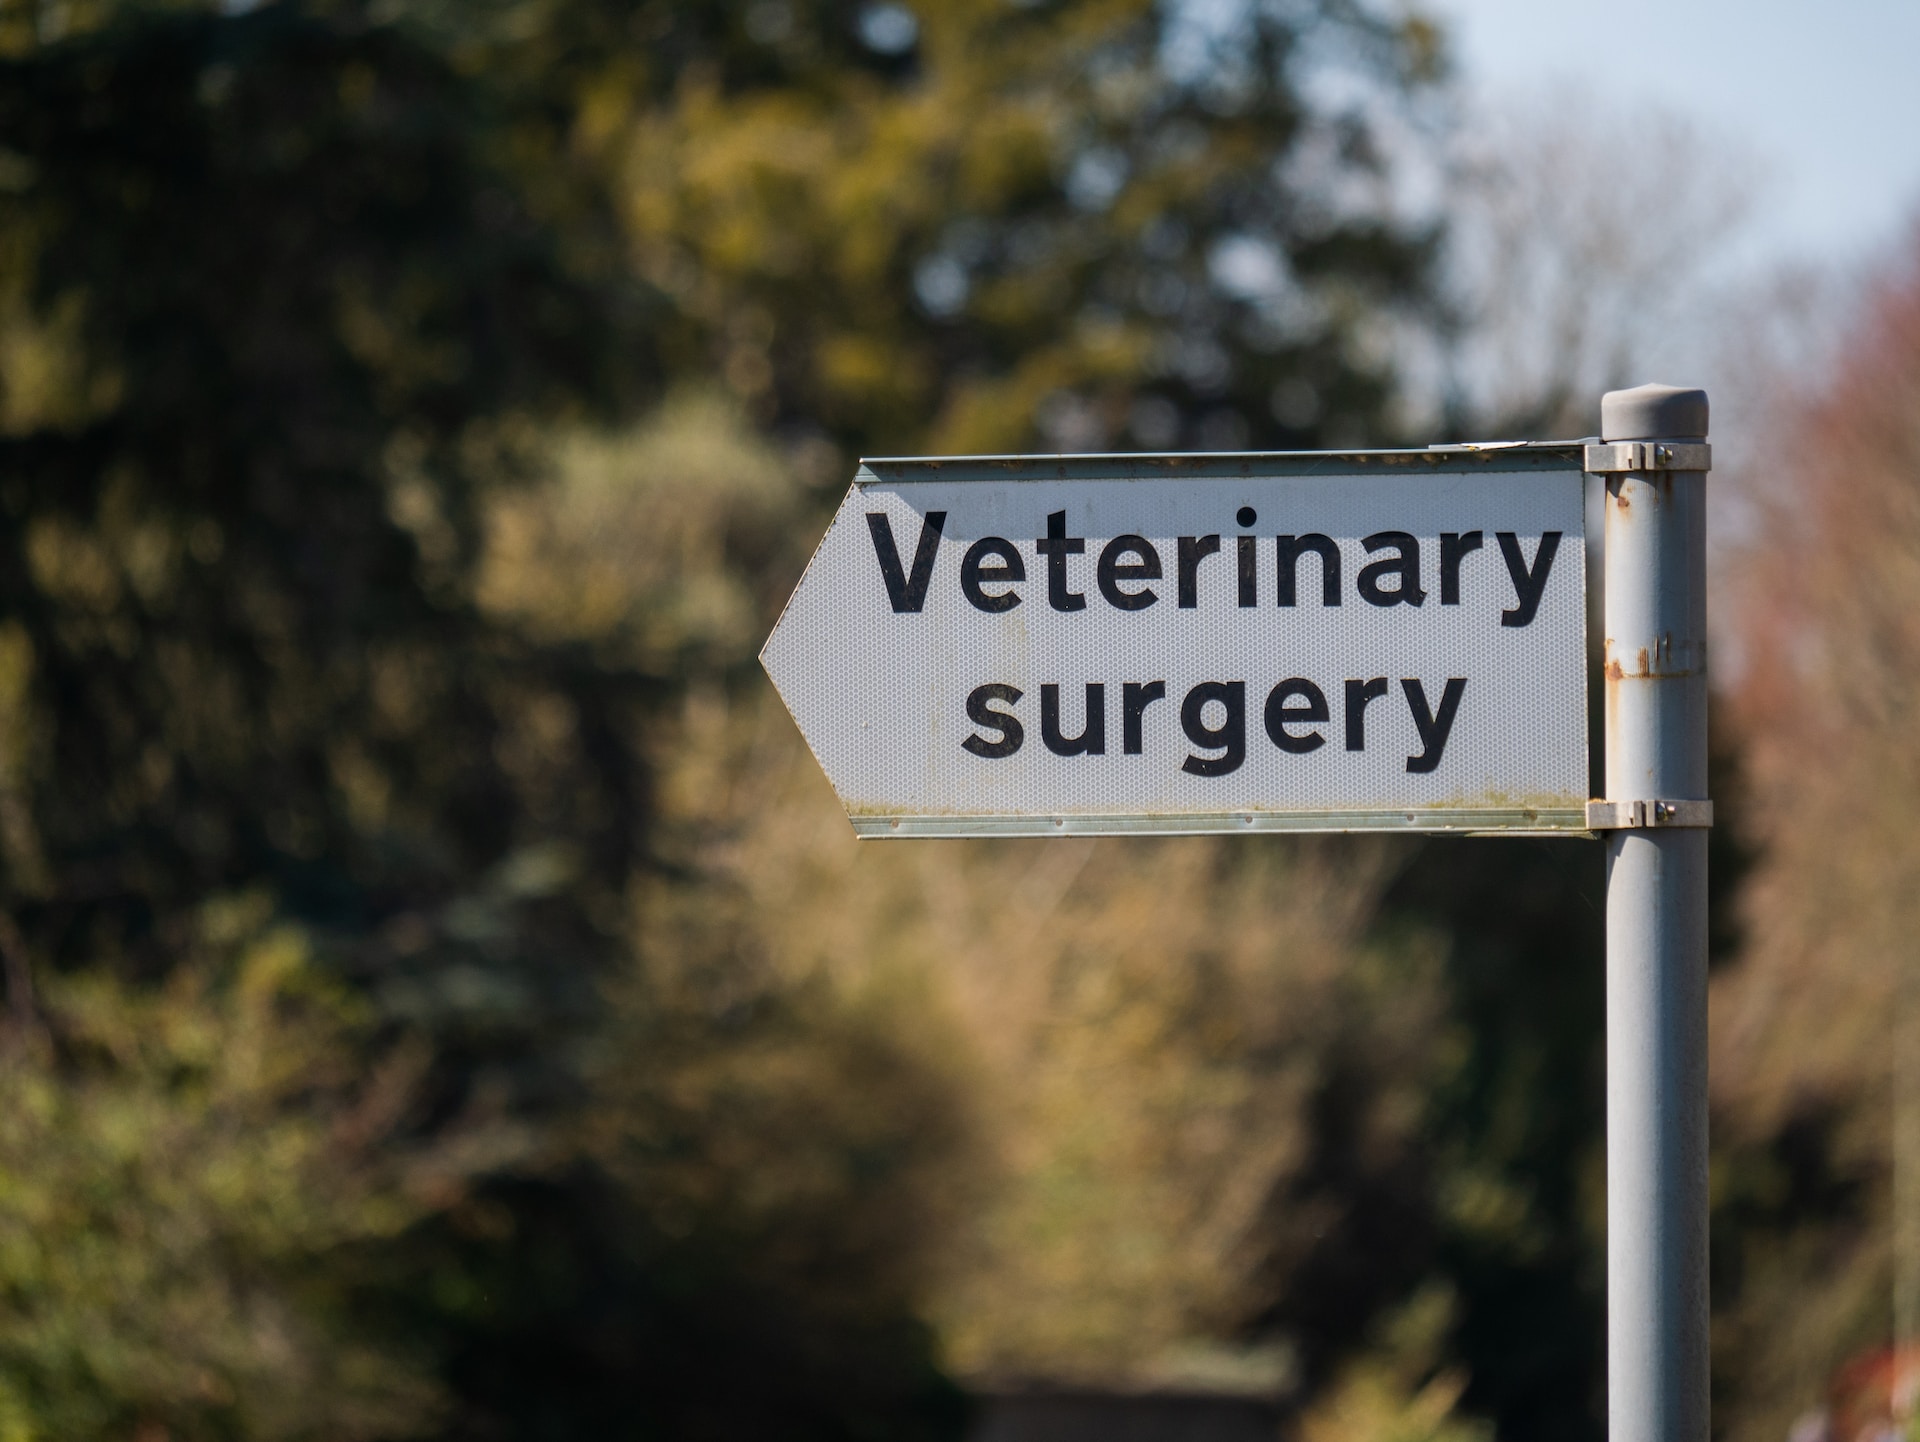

[1585,798,1714,830]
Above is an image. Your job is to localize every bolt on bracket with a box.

[1583,441,1712,473]
[1585,799,1714,831]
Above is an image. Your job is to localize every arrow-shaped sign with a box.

[762,448,1588,837]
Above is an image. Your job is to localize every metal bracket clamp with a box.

[1585,799,1714,830]
[1583,441,1711,473]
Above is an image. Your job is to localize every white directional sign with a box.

[762,447,1589,837]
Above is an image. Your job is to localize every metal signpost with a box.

[762,383,1712,1441]
[1591,385,1713,1442]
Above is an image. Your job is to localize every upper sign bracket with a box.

[1583,441,1712,473]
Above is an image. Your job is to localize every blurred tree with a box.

[457,393,974,1440]
[0,5,960,1436]
[0,905,448,1441]
[1706,230,1920,1442]
[0,0,643,1070]
[1362,833,1610,1440]
[1295,1287,1491,1442]
[438,0,1446,457]
[1427,87,1756,440]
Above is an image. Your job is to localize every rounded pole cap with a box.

[1601,383,1709,441]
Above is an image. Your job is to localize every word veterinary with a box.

[867,509,1562,622]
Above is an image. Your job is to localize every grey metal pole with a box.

[1601,383,1711,1442]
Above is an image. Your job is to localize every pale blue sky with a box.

[1434,0,1920,266]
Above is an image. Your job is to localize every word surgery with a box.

[762,455,1591,836]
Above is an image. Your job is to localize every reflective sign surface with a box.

[762,449,1589,836]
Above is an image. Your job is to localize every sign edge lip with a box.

[847,807,1591,839]
[853,442,1592,483]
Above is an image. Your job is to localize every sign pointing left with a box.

[763,448,1590,838]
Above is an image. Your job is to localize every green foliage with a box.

[1296,1287,1492,1442]
[0,3,970,1434]
[407,394,974,1441]
[476,390,809,675]
[0,905,443,1442]
[0,0,645,1063]
[923,856,1448,1387]
[1366,837,1609,1440]
[435,0,1444,456]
